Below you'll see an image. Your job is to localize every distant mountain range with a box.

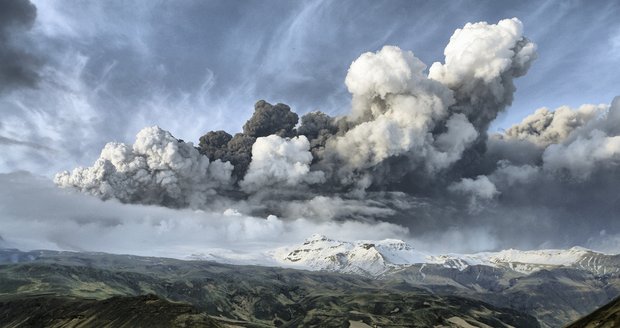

[276,234,620,277]
[271,235,620,327]
[0,248,538,328]
[2,238,620,327]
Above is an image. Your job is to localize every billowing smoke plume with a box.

[297,111,337,159]
[54,17,620,251]
[243,100,299,138]
[0,0,42,92]
[198,100,300,180]
[240,135,324,192]
[56,17,537,207]
[55,126,232,208]
[323,45,471,184]
[429,18,537,131]
[543,130,620,180]
[461,96,620,248]
[313,18,534,190]
[488,98,620,182]
[541,98,620,180]
[501,104,607,147]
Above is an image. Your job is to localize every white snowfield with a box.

[275,234,620,277]
[276,234,428,276]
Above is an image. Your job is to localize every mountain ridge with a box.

[4,241,620,327]
[0,248,540,328]
[276,234,620,277]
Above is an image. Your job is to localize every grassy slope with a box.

[0,294,223,328]
[566,296,620,328]
[0,249,539,328]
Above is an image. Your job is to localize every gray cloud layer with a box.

[0,0,41,92]
[0,172,410,259]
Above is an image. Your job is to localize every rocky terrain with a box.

[567,296,620,328]
[3,244,620,327]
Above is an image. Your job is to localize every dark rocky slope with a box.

[566,296,620,328]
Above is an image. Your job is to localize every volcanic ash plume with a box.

[55,126,233,208]
[55,17,539,208]
[488,97,620,181]
[326,45,462,174]
[319,17,535,188]
[240,135,325,192]
[198,100,300,181]
[52,17,620,249]
[428,17,537,131]
[500,104,607,147]
[541,98,620,180]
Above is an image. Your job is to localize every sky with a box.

[1,0,619,175]
[1,0,620,258]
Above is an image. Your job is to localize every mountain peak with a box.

[280,235,425,276]
[304,234,331,244]
[569,246,591,252]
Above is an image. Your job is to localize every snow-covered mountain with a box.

[276,234,426,276]
[277,234,620,277]
[428,247,620,275]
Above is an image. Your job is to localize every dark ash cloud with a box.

[0,0,41,92]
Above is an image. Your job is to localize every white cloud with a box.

[55,126,233,208]
[327,45,462,174]
[240,135,325,192]
[429,18,536,94]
